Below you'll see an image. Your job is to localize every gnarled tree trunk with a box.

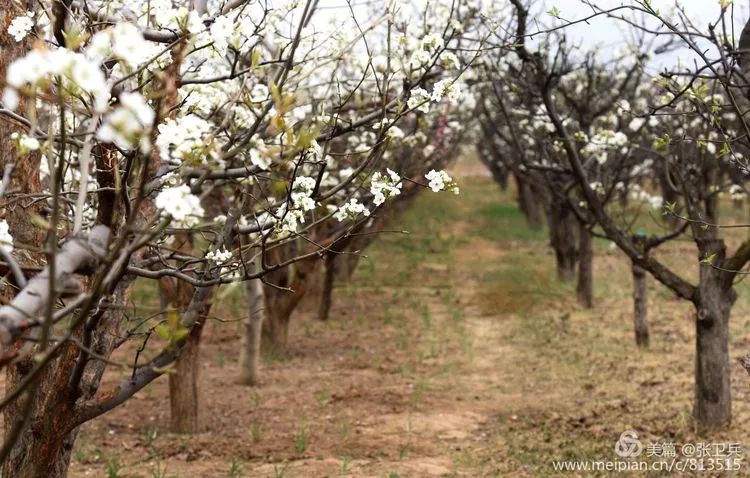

[2,346,79,478]
[0,1,78,472]
[2,279,133,477]
[693,240,734,431]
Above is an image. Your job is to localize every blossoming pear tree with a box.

[478,34,689,319]
[0,0,493,473]
[503,0,750,432]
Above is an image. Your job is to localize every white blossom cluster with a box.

[408,88,432,113]
[581,130,629,164]
[3,49,109,112]
[10,132,40,154]
[154,185,205,228]
[87,23,161,69]
[425,170,459,194]
[155,115,216,165]
[272,176,320,234]
[291,176,318,212]
[97,93,155,151]
[370,169,403,206]
[431,79,462,102]
[8,12,34,42]
[334,199,371,222]
[408,79,463,114]
[408,32,444,69]
[206,248,233,265]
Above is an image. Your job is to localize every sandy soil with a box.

[65,157,750,477]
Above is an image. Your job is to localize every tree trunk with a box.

[548,200,578,281]
[238,277,265,386]
[168,321,204,433]
[0,2,78,473]
[632,262,649,348]
[0,285,130,478]
[262,303,291,351]
[704,161,720,225]
[693,248,735,431]
[576,221,593,308]
[516,176,543,230]
[486,158,508,190]
[705,194,719,226]
[2,348,79,478]
[317,253,336,321]
[156,233,204,434]
[2,418,78,478]
[261,254,317,352]
[658,168,681,229]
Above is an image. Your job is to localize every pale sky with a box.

[531,0,750,70]
[310,0,749,71]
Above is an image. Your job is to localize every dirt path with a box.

[70,158,750,477]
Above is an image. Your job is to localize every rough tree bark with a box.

[693,239,734,431]
[576,221,593,308]
[0,1,80,473]
[168,319,204,433]
[3,346,81,478]
[315,226,363,322]
[159,235,203,433]
[631,262,649,348]
[2,284,131,477]
[0,229,117,477]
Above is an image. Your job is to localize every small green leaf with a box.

[701,253,716,265]
[154,324,171,340]
[719,142,730,156]
[653,133,671,151]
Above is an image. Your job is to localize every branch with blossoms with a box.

[0,0,496,470]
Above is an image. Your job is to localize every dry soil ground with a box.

[69,157,750,477]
